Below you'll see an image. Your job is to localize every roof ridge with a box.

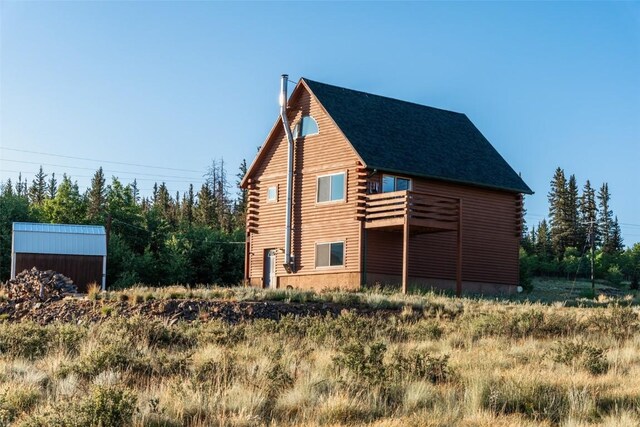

[301,77,466,116]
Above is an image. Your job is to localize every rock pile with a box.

[3,268,78,303]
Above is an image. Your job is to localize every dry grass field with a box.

[0,283,639,426]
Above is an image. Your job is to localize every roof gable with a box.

[303,79,532,194]
[241,81,363,187]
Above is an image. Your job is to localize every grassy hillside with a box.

[0,287,639,426]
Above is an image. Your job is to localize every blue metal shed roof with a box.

[13,222,106,235]
[12,222,107,256]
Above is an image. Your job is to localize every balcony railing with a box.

[363,190,460,231]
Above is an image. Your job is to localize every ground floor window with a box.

[315,241,344,268]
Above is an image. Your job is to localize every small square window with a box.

[267,186,277,202]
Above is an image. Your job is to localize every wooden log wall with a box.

[365,175,522,286]
[246,85,363,288]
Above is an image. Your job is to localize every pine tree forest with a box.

[0,159,247,288]
[2,163,639,290]
[520,167,639,290]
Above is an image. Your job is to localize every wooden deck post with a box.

[402,202,410,295]
[456,199,463,297]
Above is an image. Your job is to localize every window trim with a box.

[382,174,412,193]
[294,115,320,139]
[315,240,345,269]
[266,185,278,203]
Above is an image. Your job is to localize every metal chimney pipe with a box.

[280,74,295,273]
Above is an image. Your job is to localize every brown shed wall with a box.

[15,253,103,293]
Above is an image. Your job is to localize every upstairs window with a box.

[316,241,344,268]
[382,175,411,193]
[317,172,345,203]
[294,116,319,138]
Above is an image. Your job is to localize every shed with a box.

[11,222,107,292]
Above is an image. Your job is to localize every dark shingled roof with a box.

[303,78,532,195]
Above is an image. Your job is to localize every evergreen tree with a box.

[87,167,107,223]
[42,174,86,224]
[207,159,232,232]
[566,174,580,248]
[607,216,624,254]
[2,179,13,197]
[0,189,32,279]
[173,191,181,225]
[535,219,552,260]
[47,173,57,199]
[579,180,597,250]
[152,182,159,205]
[234,159,248,230]
[15,173,27,198]
[131,179,140,204]
[106,178,146,253]
[597,183,614,253]
[195,183,215,227]
[548,167,570,258]
[28,166,47,206]
[155,182,172,221]
[181,184,195,226]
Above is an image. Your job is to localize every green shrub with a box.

[483,377,569,423]
[0,386,41,425]
[65,341,148,379]
[0,322,51,360]
[78,385,137,427]
[606,265,624,287]
[54,323,88,355]
[333,341,387,386]
[388,349,451,384]
[192,351,236,388]
[551,340,609,375]
[590,304,639,340]
[408,320,444,340]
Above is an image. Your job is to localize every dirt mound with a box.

[3,268,78,303]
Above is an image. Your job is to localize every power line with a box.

[0,167,203,185]
[1,159,203,181]
[0,147,203,173]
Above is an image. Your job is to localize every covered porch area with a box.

[361,190,462,295]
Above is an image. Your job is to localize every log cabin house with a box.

[241,76,532,295]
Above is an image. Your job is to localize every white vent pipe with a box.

[280,74,295,273]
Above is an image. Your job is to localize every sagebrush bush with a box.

[388,349,452,384]
[78,385,137,427]
[590,304,639,340]
[334,341,388,386]
[0,322,51,359]
[0,386,41,425]
[482,377,569,423]
[551,340,609,375]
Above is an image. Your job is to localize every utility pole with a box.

[583,220,596,293]
[590,223,595,293]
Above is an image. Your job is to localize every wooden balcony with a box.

[360,190,462,296]
[363,190,460,233]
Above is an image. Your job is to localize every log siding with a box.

[243,79,528,293]
[247,87,363,290]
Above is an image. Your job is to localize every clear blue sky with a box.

[1,2,639,244]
